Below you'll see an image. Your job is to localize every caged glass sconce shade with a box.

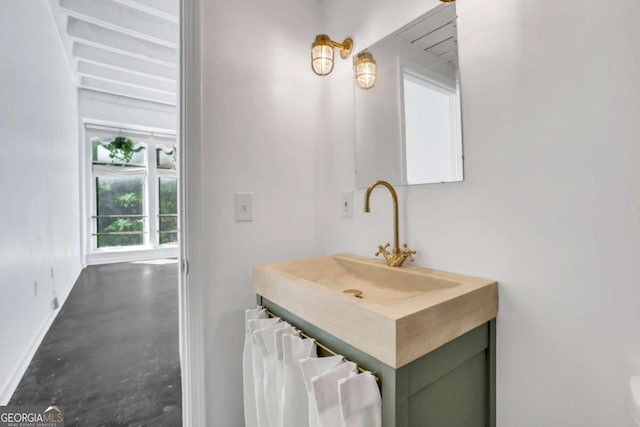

[311,36,334,75]
[311,34,353,76]
[355,52,377,90]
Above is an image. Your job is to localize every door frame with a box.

[179,0,206,425]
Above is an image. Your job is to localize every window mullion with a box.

[147,138,159,249]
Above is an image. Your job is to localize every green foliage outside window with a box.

[159,177,178,244]
[96,176,145,248]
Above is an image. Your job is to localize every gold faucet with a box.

[363,180,416,267]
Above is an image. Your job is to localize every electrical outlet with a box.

[341,191,353,218]
[34,281,38,297]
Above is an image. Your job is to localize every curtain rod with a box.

[262,307,380,383]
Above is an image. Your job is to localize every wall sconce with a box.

[355,52,377,90]
[311,34,353,76]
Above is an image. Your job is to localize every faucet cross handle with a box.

[375,243,390,257]
[401,244,416,262]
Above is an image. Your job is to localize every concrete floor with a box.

[9,261,182,426]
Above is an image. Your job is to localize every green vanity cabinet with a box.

[257,295,496,427]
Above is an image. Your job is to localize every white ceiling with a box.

[48,0,178,105]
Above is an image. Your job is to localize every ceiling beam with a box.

[78,61,176,94]
[60,0,177,47]
[73,43,177,81]
[67,16,177,64]
[112,0,178,23]
[80,76,176,105]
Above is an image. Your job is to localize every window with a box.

[87,126,177,253]
[95,176,145,248]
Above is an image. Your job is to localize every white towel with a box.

[338,372,382,427]
[312,361,358,427]
[273,326,298,427]
[262,325,296,427]
[279,335,317,427]
[274,326,290,415]
[300,356,347,427]
[243,308,268,427]
[247,317,280,427]
[252,320,286,427]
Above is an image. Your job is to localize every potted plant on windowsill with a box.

[106,136,136,164]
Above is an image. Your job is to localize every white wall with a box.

[79,89,177,132]
[320,0,640,425]
[0,1,82,404]
[198,0,324,424]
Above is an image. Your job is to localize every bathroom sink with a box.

[254,254,498,368]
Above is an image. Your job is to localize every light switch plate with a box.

[235,192,253,222]
[341,191,353,218]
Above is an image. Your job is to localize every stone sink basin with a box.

[254,254,498,368]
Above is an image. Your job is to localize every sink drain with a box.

[343,289,363,299]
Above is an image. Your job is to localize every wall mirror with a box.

[354,2,463,188]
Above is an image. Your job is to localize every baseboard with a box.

[0,266,82,405]
[86,247,179,266]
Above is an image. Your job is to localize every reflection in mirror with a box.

[354,3,463,188]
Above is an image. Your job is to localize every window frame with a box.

[82,122,178,260]
[155,142,178,247]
